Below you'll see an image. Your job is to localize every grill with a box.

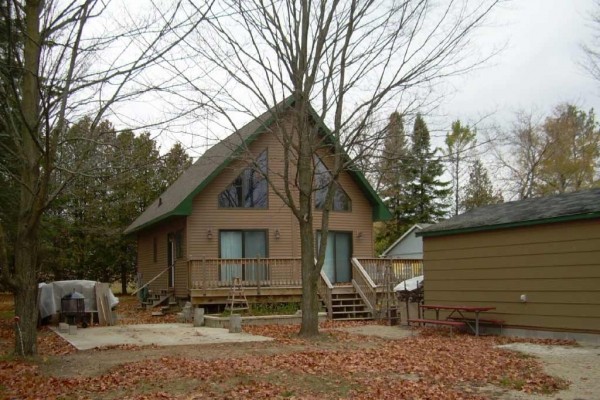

[61,293,87,328]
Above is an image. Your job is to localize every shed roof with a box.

[418,188,600,237]
[380,223,431,257]
[125,97,391,235]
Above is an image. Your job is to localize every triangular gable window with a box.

[314,155,351,212]
[219,150,268,208]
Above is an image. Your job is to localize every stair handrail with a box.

[351,257,377,315]
[132,265,171,296]
[316,258,334,319]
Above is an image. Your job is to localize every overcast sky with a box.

[437,0,600,136]
[146,0,600,157]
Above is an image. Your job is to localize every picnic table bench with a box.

[411,304,497,336]
[407,318,466,334]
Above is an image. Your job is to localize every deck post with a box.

[202,256,207,296]
[257,256,261,295]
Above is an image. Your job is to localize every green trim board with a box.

[125,95,390,235]
[418,212,600,238]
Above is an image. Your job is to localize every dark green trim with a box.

[124,210,188,236]
[305,103,391,221]
[418,212,600,238]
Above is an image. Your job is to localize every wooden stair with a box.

[330,286,372,320]
[142,289,177,316]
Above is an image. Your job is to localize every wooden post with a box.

[202,256,207,296]
[256,256,261,295]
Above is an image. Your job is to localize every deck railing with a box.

[354,258,423,286]
[317,269,334,319]
[350,258,376,312]
[189,258,302,292]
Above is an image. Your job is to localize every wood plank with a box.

[426,265,600,280]
[426,290,600,304]
[425,252,600,270]
[95,283,107,326]
[426,277,599,292]
[425,238,600,261]
[424,219,600,251]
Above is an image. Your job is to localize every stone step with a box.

[151,311,164,317]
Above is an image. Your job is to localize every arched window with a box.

[218,150,268,208]
[314,155,351,211]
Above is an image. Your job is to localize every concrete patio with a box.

[52,323,273,350]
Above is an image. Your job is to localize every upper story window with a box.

[218,149,268,208]
[314,155,351,212]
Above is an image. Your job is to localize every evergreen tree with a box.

[41,118,191,293]
[375,112,412,253]
[404,114,451,223]
[462,159,503,211]
[442,120,476,215]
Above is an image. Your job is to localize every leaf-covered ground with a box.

[0,294,571,399]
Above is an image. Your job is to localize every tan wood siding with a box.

[137,119,377,297]
[186,123,375,261]
[423,219,600,333]
[137,217,187,297]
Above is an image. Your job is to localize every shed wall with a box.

[386,230,425,259]
[423,218,600,333]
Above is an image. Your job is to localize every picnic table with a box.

[413,304,497,336]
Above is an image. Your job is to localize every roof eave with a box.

[418,211,600,238]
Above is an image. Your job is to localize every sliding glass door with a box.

[219,230,267,281]
[317,231,352,284]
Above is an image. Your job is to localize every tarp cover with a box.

[393,275,424,292]
[38,280,119,319]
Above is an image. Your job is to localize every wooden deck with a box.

[184,257,424,317]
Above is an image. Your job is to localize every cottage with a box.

[125,98,396,319]
[381,223,431,260]
[418,188,600,340]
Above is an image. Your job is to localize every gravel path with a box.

[496,342,600,400]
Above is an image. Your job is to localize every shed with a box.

[381,223,431,259]
[418,188,600,341]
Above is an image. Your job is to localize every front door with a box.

[167,234,176,288]
[318,231,352,284]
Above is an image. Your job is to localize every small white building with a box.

[381,223,431,259]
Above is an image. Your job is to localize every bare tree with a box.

[178,0,500,336]
[490,105,600,201]
[582,0,600,83]
[489,111,549,200]
[0,0,212,356]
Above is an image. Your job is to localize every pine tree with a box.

[375,112,412,253]
[462,159,503,211]
[405,114,451,223]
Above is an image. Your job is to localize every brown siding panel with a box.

[137,217,187,297]
[137,120,377,298]
[186,124,375,262]
[423,219,600,333]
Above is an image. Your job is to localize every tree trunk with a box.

[12,0,44,356]
[298,220,319,337]
[121,265,128,295]
[295,97,320,337]
[13,233,40,356]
